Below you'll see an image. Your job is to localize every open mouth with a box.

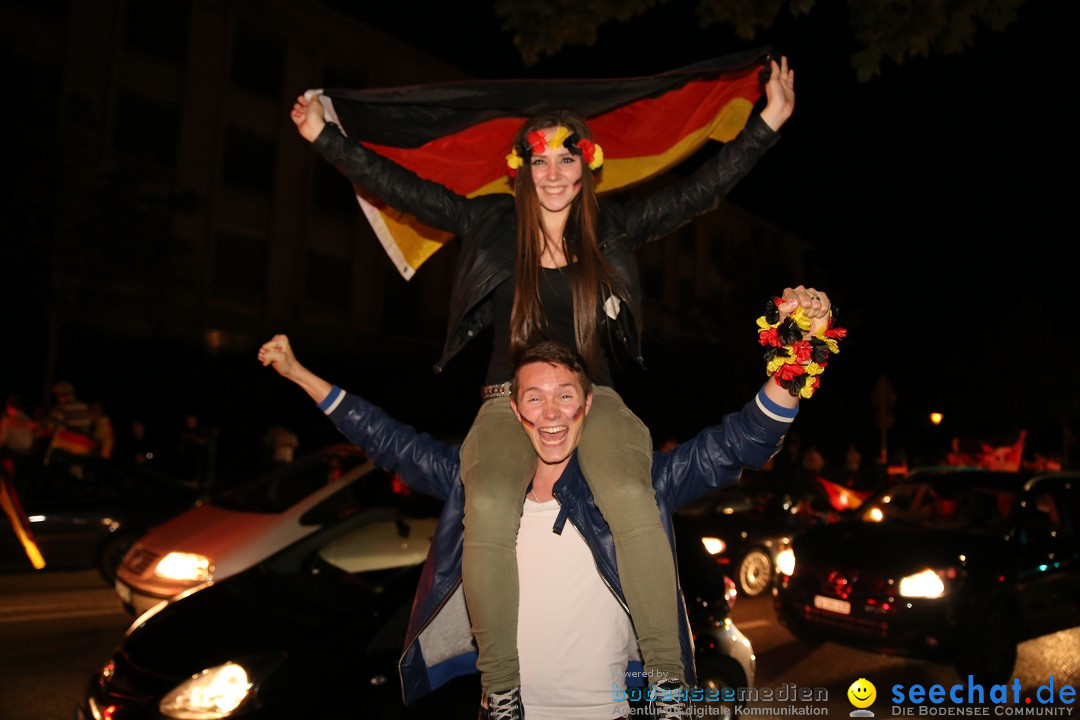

[538,426,569,446]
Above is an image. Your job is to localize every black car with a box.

[675,471,838,597]
[0,452,199,582]
[774,468,1080,684]
[76,471,756,719]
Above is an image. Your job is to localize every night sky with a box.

[329,0,1079,461]
[4,2,1076,471]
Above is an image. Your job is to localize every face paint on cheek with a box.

[570,405,585,423]
[519,416,536,430]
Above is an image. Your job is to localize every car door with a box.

[1014,479,1080,639]
[24,457,115,569]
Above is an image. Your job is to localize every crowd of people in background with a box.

[4,380,1062,506]
[0,381,302,495]
[2,383,127,468]
[1,380,891,499]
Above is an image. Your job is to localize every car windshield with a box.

[859,479,1017,533]
[213,449,368,513]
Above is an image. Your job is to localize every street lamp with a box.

[929,412,944,426]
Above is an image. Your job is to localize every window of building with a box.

[221,126,275,192]
[312,159,357,215]
[709,229,728,267]
[213,230,266,300]
[230,22,284,97]
[305,249,351,310]
[679,279,696,309]
[123,0,189,63]
[642,264,661,299]
[321,61,367,92]
[112,90,180,166]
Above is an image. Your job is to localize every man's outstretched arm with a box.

[258,335,461,501]
[658,285,837,509]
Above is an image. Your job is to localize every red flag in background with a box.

[978,429,1027,472]
[815,476,873,512]
[311,49,773,279]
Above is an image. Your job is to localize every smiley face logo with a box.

[847,678,876,709]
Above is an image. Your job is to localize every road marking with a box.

[734,619,772,629]
[0,607,124,623]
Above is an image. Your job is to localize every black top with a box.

[485,264,613,387]
[314,115,779,375]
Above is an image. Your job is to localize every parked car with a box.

[0,452,198,582]
[114,444,386,616]
[674,471,838,597]
[78,470,756,720]
[774,467,1080,684]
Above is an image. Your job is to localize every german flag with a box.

[0,462,45,570]
[313,48,774,279]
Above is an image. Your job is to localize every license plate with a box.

[115,580,133,605]
[814,595,851,615]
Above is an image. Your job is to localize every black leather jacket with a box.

[313,115,779,372]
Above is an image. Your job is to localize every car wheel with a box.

[738,548,773,597]
[696,654,748,717]
[97,534,137,584]
[953,598,1018,685]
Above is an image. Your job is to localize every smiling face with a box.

[847,678,876,709]
[529,126,584,215]
[510,360,592,468]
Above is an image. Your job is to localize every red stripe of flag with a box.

[362,65,762,198]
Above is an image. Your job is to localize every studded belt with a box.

[480,381,512,400]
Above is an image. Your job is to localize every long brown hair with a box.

[508,110,618,379]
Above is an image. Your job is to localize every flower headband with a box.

[506,126,604,177]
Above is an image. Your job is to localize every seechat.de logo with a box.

[890,676,1076,717]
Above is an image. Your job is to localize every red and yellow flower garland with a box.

[506,126,604,177]
[757,297,847,398]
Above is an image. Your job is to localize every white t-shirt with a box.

[517,497,637,719]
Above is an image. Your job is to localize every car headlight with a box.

[898,569,946,598]
[776,547,795,576]
[157,654,285,719]
[159,662,251,719]
[155,552,213,582]
[701,537,726,555]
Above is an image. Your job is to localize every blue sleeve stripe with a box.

[755,383,798,423]
[318,385,345,414]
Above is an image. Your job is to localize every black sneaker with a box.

[479,686,523,720]
[648,679,692,720]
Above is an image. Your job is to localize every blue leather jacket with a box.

[321,386,793,704]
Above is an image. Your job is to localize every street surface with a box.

[0,570,128,720]
[728,588,1080,718]
[0,570,1077,719]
